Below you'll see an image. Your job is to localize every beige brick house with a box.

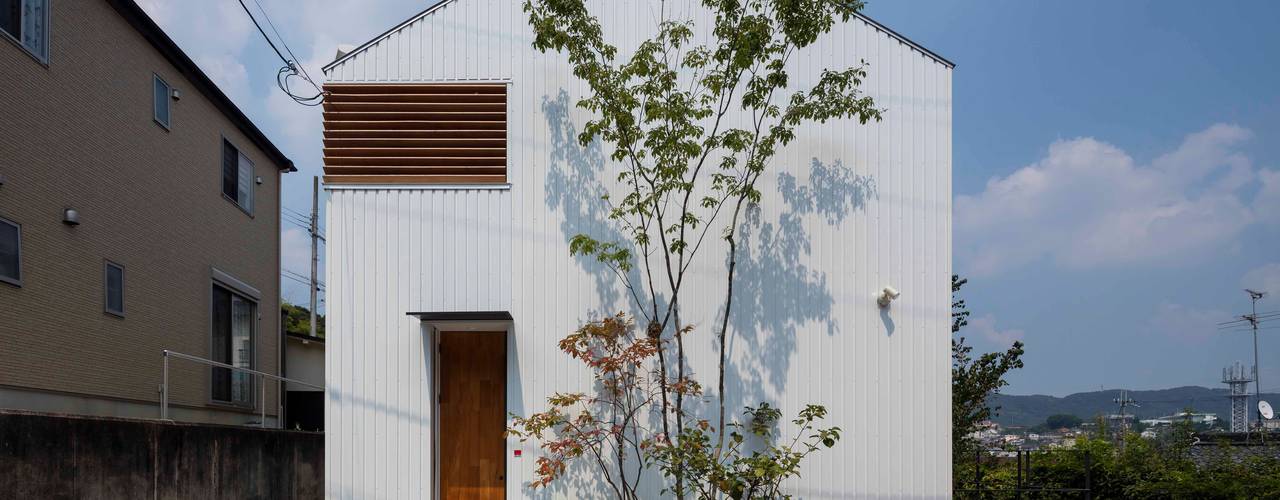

[0,0,294,426]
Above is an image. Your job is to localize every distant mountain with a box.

[988,386,1280,427]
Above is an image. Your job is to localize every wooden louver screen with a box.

[322,84,507,184]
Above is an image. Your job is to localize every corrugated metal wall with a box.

[325,1,952,498]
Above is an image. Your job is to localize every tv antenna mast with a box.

[1223,362,1253,433]
[1219,289,1277,434]
[1112,390,1139,446]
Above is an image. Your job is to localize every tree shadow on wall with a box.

[721,158,876,416]
[539,88,877,496]
[541,90,650,319]
[537,90,666,498]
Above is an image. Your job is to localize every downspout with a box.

[280,307,288,429]
[277,171,286,430]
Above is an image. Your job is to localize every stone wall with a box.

[0,411,322,499]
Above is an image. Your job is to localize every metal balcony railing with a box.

[160,349,323,429]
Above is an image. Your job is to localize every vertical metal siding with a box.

[325,1,951,498]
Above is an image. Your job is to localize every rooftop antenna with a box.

[1223,362,1253,433]
[1112,390,1139,448]
[1247,289,1267,435]
[1219,289,1276,439]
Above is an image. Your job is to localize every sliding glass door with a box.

[211,284,255,406]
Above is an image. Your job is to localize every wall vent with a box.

[322,83,507,184]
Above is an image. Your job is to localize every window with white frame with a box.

[221,139,254,213]
[104,261,124,316]
[153,75,171,129]
[211,283,255,405]
[0,0,49,62]
[0,217,19,286]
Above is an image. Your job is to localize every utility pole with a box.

[309,176,319,338]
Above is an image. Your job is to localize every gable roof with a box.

[322,0,954,73]
[105,0,296,172]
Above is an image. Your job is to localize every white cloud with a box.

[968,314,1024,345]
[194,55,250,105]
[138,1,253,55]
[1242,263,1280,296]
[957,124,1272,276]
[1148,303,1227,344]
[1256,169,1280,222]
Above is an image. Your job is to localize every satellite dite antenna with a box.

[1261,401,1275,421]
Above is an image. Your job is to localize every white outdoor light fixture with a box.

[62,208,80,226]
[877,286,900,308]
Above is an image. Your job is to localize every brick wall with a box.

[0,0,284,417]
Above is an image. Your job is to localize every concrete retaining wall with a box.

[0,411,322,499]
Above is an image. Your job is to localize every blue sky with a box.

[141,0,1280,397]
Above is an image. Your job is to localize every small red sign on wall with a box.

[513,450,522,457]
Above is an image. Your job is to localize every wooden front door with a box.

[439,331,506,499]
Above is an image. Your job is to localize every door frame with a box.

[433,326,508,499]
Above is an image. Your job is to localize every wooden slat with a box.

[325,92,504,103]
[323,166,507,175]
[324,83,506,94]
[323,102,505,113]
[324,156,505,167]
[323,111,505,122]
[324,174,508,184]
[322,83,508,183]
[323,138,506,148]
[324,147,505,158]
[324,129,506,139]
[324,120,506,131]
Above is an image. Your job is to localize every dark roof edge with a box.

[407,311,514,322]
[854,12,955,69]
[105,0,296,172]
[323,1,952,73]
[322,0,454,73]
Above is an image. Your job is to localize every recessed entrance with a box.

[438,331,506,499]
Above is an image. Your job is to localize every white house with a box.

[321,0,952,498]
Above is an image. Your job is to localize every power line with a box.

[236,0,324,106]
[283,206,312,221]
[281,272,310,288]
[282,269,324,288]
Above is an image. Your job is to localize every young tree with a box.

[509,0,882,496]
[952,275,1025,456]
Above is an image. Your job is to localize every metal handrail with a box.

[160,349,323,428]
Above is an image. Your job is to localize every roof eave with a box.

[106,0,297,172]
[854,12,955,69]
[323,1,953,73]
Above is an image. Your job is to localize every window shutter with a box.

[153,76,170,128]
[0,219,19,284]
[322,83,507,184]
[21,0,47,61]
[222,140,238,201]
[105,263,124,315]
[237,151,254,212]
[211,286,232,401]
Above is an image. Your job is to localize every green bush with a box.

[956,432,1280,499]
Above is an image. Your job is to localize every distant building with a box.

[0,0,293,426]
[283,331,324,431]
[1140,412,1219,427]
